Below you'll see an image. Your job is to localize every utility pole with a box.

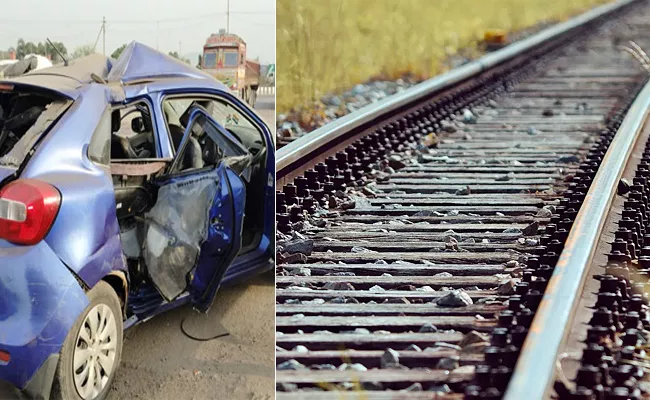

[102,16,106,56]
[178,41,181,55]
[156,21,160,50]
[227,0,230,33]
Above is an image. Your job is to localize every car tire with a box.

[50,281,123,400]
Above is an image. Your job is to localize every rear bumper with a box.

[0,241,88,393]
[0,354,59,400]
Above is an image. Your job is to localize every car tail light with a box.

[0,179,61,245]
[0,350,10,364]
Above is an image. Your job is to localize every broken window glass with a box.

[142,172,219,301]
[0,87,70,167]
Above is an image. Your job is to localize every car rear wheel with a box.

[51,281,123,400]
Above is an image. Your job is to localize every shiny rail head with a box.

[503,70,650,400]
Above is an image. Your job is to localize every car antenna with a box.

[46,38,68,66]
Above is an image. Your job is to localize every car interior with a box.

[107,97,268,290]
[0,86,70,165]
[110,102,157,161]
[162,97,268,254]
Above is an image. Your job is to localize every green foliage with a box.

[72,44,96,59]
[111,44,127,59]
[13,38,67,62]
[276,0,611,112]
[168,51,191,65]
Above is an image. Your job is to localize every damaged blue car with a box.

[0,42,274,400]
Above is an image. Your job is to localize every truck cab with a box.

[201,29,260,107]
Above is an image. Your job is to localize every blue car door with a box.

[144,106,249,312]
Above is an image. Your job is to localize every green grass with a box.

[277,0,611,113]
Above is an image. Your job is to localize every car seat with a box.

[110,110,138,159]
[168,123,203,170]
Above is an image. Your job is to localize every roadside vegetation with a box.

[277,0,611,113]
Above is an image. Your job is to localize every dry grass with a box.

[277,0,611,113]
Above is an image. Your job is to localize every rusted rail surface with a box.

[275,0,650,397]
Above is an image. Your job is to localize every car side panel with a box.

[20,84,127,288]
[0,240,88,389]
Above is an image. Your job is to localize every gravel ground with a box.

[277,77,419,143]
[275,22,553,145]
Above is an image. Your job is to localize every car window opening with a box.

[0,87,69,166]
[104,96,268,304]
[162,96,268,254]
[110,102,157,161]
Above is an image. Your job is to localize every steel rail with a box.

[276,0,635,177]
[504,75,650,399]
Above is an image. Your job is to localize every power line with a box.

[0,11,274,25]
[92,20,103,52]
[0,9,274,59]
[102,17,106,56]
[230,14,276,27]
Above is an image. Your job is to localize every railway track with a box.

[275,0,650,398]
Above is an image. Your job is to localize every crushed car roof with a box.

[0,41,228,99]
[108,42,217,84]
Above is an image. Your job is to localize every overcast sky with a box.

[0,0,275,64]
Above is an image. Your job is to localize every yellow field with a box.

[277,0,611,113]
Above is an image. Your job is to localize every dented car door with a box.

[143,106,248,312]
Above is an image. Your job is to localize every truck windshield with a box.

[224,52,238,67]
[203,52,217,69]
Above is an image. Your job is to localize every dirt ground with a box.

[254,94,276,133]
[107,270,275,400]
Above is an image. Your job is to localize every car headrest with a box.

[131,116,144,133]
[168,124,185,150]
[179,102,210,128]
[179,109,190,128]
[111,110,120,132]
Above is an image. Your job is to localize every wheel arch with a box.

[101,271,129,317]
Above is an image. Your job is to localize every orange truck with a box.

[201,29,260,107]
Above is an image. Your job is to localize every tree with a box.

[24,41,37,56]
[111,44,127,59]
[16,39,25,59]
[46,41,67,62]
[168,51,190,64]
[72,44,96,59]
[13,38,68,62]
